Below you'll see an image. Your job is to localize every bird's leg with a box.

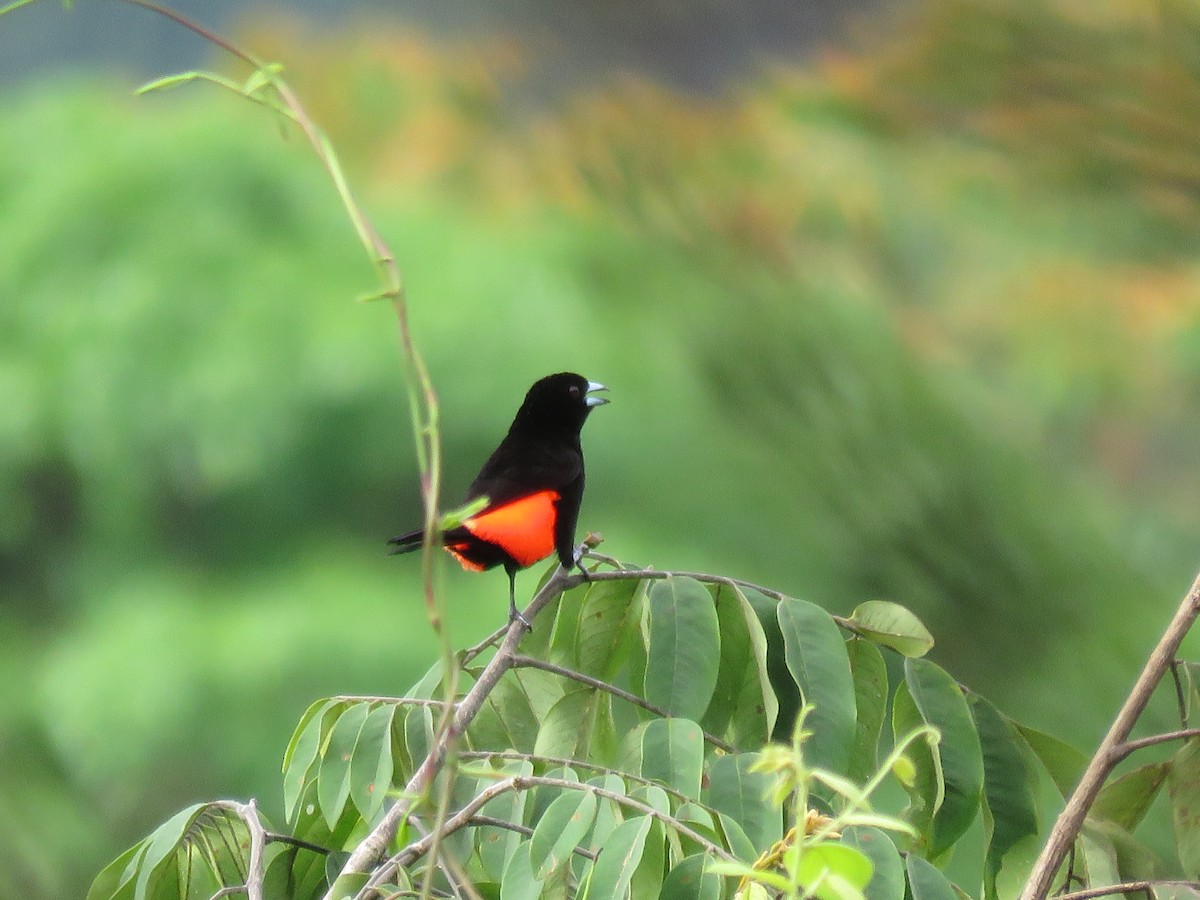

[571,544,592,582]
[507,567,532,631]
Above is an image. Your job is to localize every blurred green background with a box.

[3,0,1200,896]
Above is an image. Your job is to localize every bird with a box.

[389,372,609,628]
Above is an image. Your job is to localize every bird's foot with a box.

[508,602,533,632]
[572,544,592,582]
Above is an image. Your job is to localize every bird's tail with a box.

[387,529,425,555]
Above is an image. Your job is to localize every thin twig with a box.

[1112,727,1200,761]
[460,626,508,665]
[1053,880,1200,900]
[114,0,259,66]
[460,749,700,807]
[509,655,736,753]
[264,832,332,856]
[1020,570,1200,900]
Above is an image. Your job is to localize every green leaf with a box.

[840,827,904,900]
[967,694,1038,900]
[530,765,579,823]
[659,853,721,900]
[904,658,984,858]
[86,841,146,900]
[479,760,535,881]
[501,841,545,900]
[734,585,779,744]
[471,672,543,754]
[846,639,888,784]
[631,819,667,899]
[133,803,208,900]
[577,577,644,680]
[904,854,958,900]
[324,862,369,900]
[742,587,797,739]
[702,583,776,746]
[643,577,722,720]
[704,753,781,852]
[795,843,874,900]
[585,774,628,853]
[1078,819,1122,890]
[404,703,435,773]
[777,597,857,773]
[512,667,566,723]
[317,701,371,830]
[631,783,672,818]
[714,812,758,862]
[278,780,363,900]
[349,703,397,824]
[535,686,602,760]
[1169,738,1200,878]
[284,699,346,823]
[582,816,654,900]
[1088,818,1160,885]
[1016,724,1087,799]
[548,581,591,668]
[892,681,940,843]
[674,802,721,858]
[530,788,599,880]
[848,601,934,658]
[1177,661,1200,727]
[406,659,446,700]
[1092,762,1167,832]
[640,718,705,800]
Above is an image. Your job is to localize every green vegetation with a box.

[2,0,1200,896]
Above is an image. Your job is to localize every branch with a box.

[1020,570,1200,900]
[460,749,705,808]
[509,655,736,753]
[581,567,856,631]
[379,772,734,885]
[335,565,583,900]
[1112,726,1200,761]
[209,800,267,900]
[1053,880,1200,900]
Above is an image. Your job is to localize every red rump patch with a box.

[446,543,487,572]
[463,490,559,567]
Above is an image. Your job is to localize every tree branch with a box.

[333,565,583,900]
[209,800,267,900]
[376,772,734,887]
[1020,570,1200,900]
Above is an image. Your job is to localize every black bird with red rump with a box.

[389,372,609,628]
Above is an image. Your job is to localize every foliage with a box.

[85,562,1200,899]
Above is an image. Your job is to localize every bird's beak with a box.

[585,381,610,407]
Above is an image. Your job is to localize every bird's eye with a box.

[568,385,580,397]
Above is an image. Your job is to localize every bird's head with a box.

[512,372,609,436]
